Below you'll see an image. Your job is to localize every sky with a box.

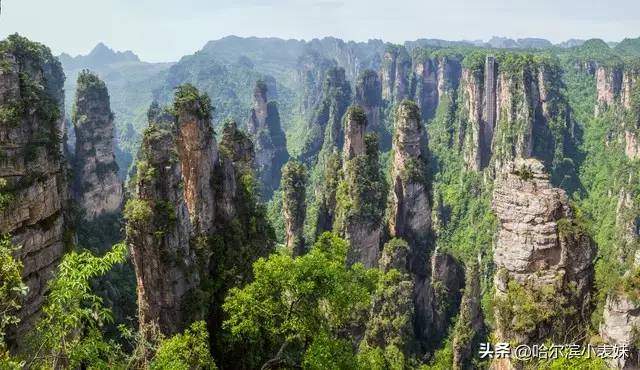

[1,0,639,63]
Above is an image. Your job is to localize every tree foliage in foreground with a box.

[223,232,379,369]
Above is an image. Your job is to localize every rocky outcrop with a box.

[281,161,307,256]
[361,238,416,358]
[381,45,411,105]
[599,252,640,369]
[387,101,434,340]
[462,55,571,172]
[336,107,386,268]
[355,69,383,136]
[595,65,623,115]
[412,53,439,121]
[388,101,432,266]
[296,51,337,118]
[247,80,288,199]
[72,71,123,219]
[342,106,368,161]
[300,67,351,163]
[452,263,485,370]
[126,122,198,336]
[217,120,255,221]
[128,88,275,341]
[174,84,218,236]
[0,35,69,339]
[492,158,595,345]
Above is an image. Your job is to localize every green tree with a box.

[26,244,127,369]
[0,235,27,369]
[150,321,217,370]
[222,232,378,369]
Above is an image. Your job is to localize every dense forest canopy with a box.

[1,30,640,369]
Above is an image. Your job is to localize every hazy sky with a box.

[1,0,638,62]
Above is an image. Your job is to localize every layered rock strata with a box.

[0,35,70,338]
[492,158,595,345]
[72,71,123,219]
[247,80,288,199]
[281,161,307,256]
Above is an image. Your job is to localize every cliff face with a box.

[247,81,288,199]
[492,159,595,345]
[296,51,337,118]
[128,89,275,340]
[388,101,432,262]
[362,238,416,357]
[72,71,123,219]
[462,55,571,172]
[281,161,307,256]
[387,101,434,340]
[381,45,411,105]
[0,35,69,338]
[336,107,386,268]
[412,53,463,122]
[355,69,383,136]
[452,263,485,370]
[595,65,623,115]
[126,122,198,335]
[599,252,640,370]
[300,67,351,163]
[174,85,218,236]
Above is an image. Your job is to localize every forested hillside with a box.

[1,31,640,369]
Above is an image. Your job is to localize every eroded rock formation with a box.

[355,69,383,137]
[126,122,198,336]
[336,107,386,268]
[247,80,288,199]
[461,55,572,172]
[281,161,307,256]
[362,238,416,358]
[452,262,485,370]
[0,35,69,339]
[387,101,434,340]
[72,71,123,219]
[492,158,595,345]
[174,85,218,236]
[599,252,640,369]
[300,67,351,163]
[381,45,411,105]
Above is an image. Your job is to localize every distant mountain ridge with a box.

[59,42,140,69]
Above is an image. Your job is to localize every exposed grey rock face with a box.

[362,238,416,356]
[600,293,640,369]
[413,57,439,121]
[300,67,351,164]
[462,56,571,172]
[595,65,623,115]
[174,90,218,236]
[381,45,411,105]
[387,101,434,340]
[126,123,198,336]
[492,158,595,343]
[281,161,307,256]
[72,71,123,219]
[355,69,383,136]
[343,106,368,161]
[218,120,255,221]
[389,101,432,262]
[452,263,485,370]
[600,251,640,370]
[247,80,288,199]
[0,36,70,339]
[338,107,385,268]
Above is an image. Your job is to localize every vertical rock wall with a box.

[72,71,123,219]
[0,35,69,338]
